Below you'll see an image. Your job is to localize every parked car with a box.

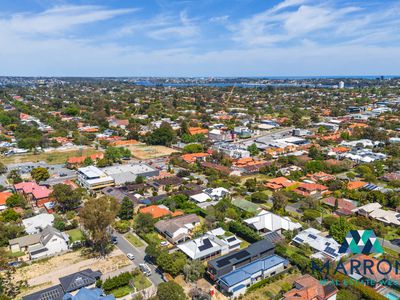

[160,241,168,247]
[111,236,118,244]
[139,263,152,276]
[127,253,135,260]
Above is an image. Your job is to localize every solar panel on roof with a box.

[294,237,304,243]
[227,237,237,242]
[308,234,317,239]
[216,250,250,267]
[199,238,213,251]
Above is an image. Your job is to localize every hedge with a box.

[228,221,261,243]
[102,272,133,292]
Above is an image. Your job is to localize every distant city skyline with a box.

[1,0,400,76]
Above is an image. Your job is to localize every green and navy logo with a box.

[339,230,384,254]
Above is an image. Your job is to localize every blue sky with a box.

[1,0,400,76]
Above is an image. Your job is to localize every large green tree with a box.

[147,122,176,146]
[118,197,134,220]
[157,282,187,300]
[31,167,50,182]
[51,184,83,213]
[80,196,119,256]
[329,217,353,243]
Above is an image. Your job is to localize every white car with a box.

[160,241,168,247]
[127,253,135,260]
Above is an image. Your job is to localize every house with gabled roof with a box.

[283,274,338,300]
[9,225,69,260]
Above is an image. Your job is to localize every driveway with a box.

[114,232,165,285]
[378,238,400,253]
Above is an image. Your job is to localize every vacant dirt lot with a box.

[125,144,179,159]
[15,249,131,298]
[2,147,100,165]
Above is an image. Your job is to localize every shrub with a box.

[228,221,261,243]
[102,272,133,292]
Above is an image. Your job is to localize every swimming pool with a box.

[385,292,400,300]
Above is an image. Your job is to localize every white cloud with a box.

[229,0,399,47]
[0,5,137,35]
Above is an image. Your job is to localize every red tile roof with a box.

[0,191,12,206]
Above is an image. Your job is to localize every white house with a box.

[9,226,69,260]
[177,228,241,260]
[154,214,200,244]
[292,228,343,261]
[22,213,55,234]
[353,203,400,226]
[244,210,302,234]
[190,187,230,203]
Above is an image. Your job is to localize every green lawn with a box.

[109,285,133,298]
[67,229,84,242]
[125,233,145,248]
[7,251,25,258]
[232,198,261,214]
[109,272,151,298]
[132,272,152,290]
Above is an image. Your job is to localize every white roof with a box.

[353,202,382,213]
[244,210,302,232]
[78,166,107,178]
[177,234,225,260]
[190,193,211,203]
[22,213,54,234]
[293,228,342,261]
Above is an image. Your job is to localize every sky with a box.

[1,0,400,77]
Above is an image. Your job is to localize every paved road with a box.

[114,232,165,285]
[378,238,400,253]
[232,127,295,144]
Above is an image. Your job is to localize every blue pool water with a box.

[385,292,400,300]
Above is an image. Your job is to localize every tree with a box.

[183,260,205,282]
[80,196,119,256]
[118,197,134,220]
[105,147,131,162]
[182,143,204,154]
[135,175,145,184]
[272,191,288,212]
[5,194,26,208]
[7,170,22,184]
[31,167,50,182]
[0,163,6,175]
[135,213,155,234]
[0,209,20,222]
[113,220,130,233]
[247,143,259,156]
[157,282,187,300]
[83,157,94,166]
[157,251,187,276]
[147,122,176,146]
[329,217,353,243]
[51,184,82,213]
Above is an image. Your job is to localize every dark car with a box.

[111,236,118,244]
[391,239,400,246]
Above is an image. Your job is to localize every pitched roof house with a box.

[244,210,302,234]
[283,274,338,300]
[10,225,69,260]
[155,214,200,244]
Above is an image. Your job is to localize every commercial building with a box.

[77,166,114,190]
[101,163,159,185]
